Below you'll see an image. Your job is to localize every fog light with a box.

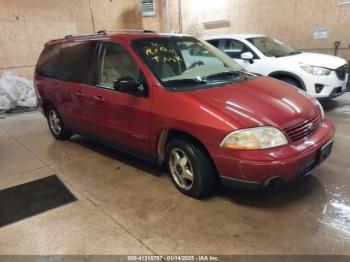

[315,84,324,93]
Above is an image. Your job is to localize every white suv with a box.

[203,34,349,99]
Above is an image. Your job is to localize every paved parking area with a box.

[0,97,350,255]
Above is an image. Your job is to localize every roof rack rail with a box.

[64,31,106,39]
[63,29,155,39]
[97,29,156,34]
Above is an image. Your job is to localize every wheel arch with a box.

[42,100,54,117]
[156,129,217,172]
[268,71,306,91]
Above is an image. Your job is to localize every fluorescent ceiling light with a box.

[339,1,350,7]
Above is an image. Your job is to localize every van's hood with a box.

[280,52,346,69]
[188,76,320,130]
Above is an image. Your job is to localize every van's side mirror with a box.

[113,77,147,97]
[241,52,254,64]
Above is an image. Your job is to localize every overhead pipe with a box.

[334,41,341,56]
[163,0,170,32]
[178,0,182,33]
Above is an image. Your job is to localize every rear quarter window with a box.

[36,41,98,85]
[35,44,60,78]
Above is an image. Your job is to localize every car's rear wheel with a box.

[165,138,217,199]
[47,106,72,140]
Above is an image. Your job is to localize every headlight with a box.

[315,99,325,120]
[220,126,288,150]
[300,64,331,76]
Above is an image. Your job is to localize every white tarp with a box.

[0,71,37,110]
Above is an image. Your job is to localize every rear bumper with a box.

[209,119,335,189]
[36,97,45,115]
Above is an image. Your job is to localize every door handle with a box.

[93,95,104,103]
[76,91,84,97]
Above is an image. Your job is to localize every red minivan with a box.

[34,30,335,198]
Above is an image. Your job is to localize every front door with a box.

[89,41,152,154]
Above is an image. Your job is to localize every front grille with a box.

[283,111,322,142]
[336,64,348,81]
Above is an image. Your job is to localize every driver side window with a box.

[98,42,144,89]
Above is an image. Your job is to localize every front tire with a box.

[165,138,217,199]
[279,77,302,89]
[46,106,72,140]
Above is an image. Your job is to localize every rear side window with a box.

[36,41,98,85]
[207,39,220,48]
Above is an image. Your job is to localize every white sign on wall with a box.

[314,27,328,39]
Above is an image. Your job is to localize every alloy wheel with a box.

[169,148,194,190]
[48,110,62,136]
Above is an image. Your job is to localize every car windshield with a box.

[132,36,247,90]
[247,36,301,57]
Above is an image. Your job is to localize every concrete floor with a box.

[0,96,350,255]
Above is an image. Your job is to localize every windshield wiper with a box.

[163,78,208,87]
[287,50,302,56]
[205,71,242,80]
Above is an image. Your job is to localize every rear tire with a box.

[165,138,217,199]
[46,106,72,140]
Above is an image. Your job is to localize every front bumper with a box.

[318,84,349,100]
[209,119,335,189]
[306,72,349,99]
